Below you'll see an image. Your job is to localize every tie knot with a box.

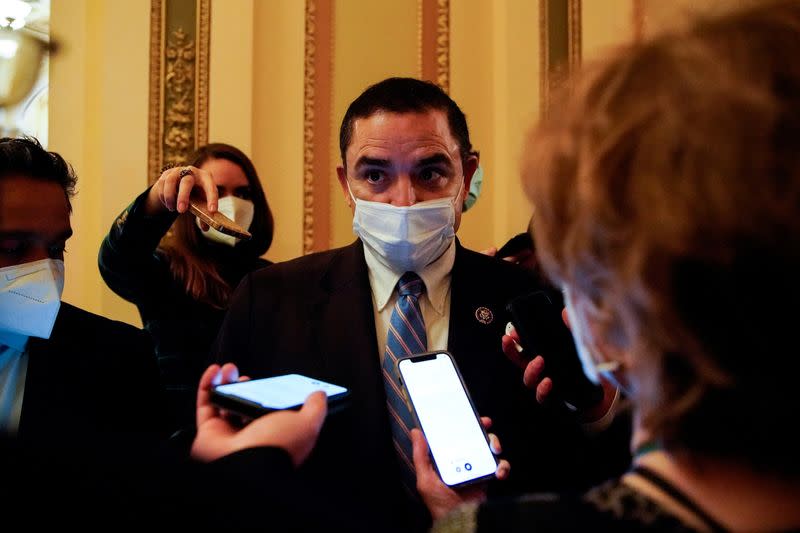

[398,272,424,298]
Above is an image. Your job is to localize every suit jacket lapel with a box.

[311,240,391,457]
[447,241,513,407]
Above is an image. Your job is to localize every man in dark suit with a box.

[0,137,331,528]
[214,78,626,532]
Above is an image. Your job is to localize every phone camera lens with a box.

[464,463,472,471]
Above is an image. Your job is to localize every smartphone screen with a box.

[214,374,348,411]
[398,353,497,487]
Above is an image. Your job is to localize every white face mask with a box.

[349,181,461,273]
[564,287,628,392]
[196,196,255,247]
[0,258,64,339]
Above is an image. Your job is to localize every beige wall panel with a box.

[329,0,420,249]
[452,0,538,251]
[209,0,254,154]
[51,0,149,326]
[582,0,634,61]
[450,0,494,250]
[252,0,305,263]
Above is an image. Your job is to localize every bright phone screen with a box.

[215,374,347,409]
[398,353,497,486]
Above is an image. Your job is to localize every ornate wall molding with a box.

[539,0,581,115]
[148,0,210,184]
[419,0,450,93]
[303,0,333,254]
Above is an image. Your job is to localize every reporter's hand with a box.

[502,323,553,404]
[145,164,219,217]
[412,417,510,521]
[191,363,327,466]
[503,315,618,423]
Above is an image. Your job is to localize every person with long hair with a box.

[99,143,274,428]
[417,2,800,531]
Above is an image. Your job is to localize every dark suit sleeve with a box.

[2,435,307,529]
[211,271,255,368]
[98,188,178,308]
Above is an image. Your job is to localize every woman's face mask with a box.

[563,287,630,394]
[0,258,64,339]
[349,181,462,273]
[196,196,255,247]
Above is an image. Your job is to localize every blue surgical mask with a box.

[563,287,631,396]
[349,181,462,273]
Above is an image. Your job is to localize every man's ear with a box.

[336,166,352,209]
[462,153,479,201]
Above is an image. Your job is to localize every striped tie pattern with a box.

[383,272,427,489]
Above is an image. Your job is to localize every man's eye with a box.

[419,168,444,182]
[365,170,384,183]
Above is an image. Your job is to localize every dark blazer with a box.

[18,302,165,452]
[214,240,626,532]
[7,303,314,529]
[99,190,271,430]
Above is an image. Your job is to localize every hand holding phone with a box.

[506,290,604,410]
[397,352,498,488]
[192,364,329,466]
[210,373,350,419]
[189,200,252,240]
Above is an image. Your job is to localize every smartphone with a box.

[189,201,252,240]
[506,290,604,410]
[397,352,497,488]
[211,374,350,419]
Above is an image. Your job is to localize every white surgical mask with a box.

[349,181,461,273]
[0,258,64,339]
[564,287,629,394]
[196,196,255,247]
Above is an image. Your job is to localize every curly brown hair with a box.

[524,0,800,477]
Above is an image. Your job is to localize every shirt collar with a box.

[363,240,456,316]
[0,330,29,352]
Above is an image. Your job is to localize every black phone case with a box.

[506,290,604,410]
[396,351,497,489]
[210,387,351,420]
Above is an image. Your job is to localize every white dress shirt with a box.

[0,329,29,435]
[364,241,456,361]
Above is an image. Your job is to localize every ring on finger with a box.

[179,166,193,178]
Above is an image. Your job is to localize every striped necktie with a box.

[382,272,427,488]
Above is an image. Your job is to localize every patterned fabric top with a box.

[432,476,700,533]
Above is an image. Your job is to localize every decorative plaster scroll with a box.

[148,0,210,184]
[303,0,333,254]
[419,0,450,92]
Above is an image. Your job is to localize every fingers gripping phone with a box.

[397,352,497,488]
[506,290,604,410]
[211,374,350,419]
[189,201,252,240]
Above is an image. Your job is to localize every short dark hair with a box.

[0,136,77,212]
[339,77,472,168]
